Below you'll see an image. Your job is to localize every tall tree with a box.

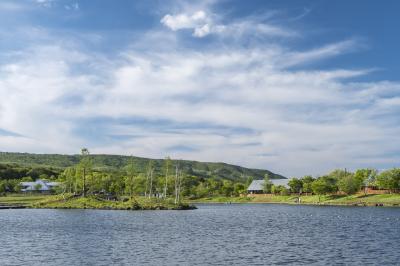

[301,175,314,194]
[338,174,361,195]
[78,148,92,197]
[263,174,273,193]
[125,156,136,197]
[288,178,303,194]
[174,163,180,204]
[144,161,152,197]
[377,168,400,192]
[311,177,334,202]
[148,168,154,198]
[163,157,171,198]
[354,168,377,195]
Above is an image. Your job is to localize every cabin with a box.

[20,180,60,193]
[247,179,289,194]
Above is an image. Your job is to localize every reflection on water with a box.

[0,204,399,265]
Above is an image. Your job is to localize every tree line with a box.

[50,149,249,200]
[264,168,400,200]
[1,150,399,199]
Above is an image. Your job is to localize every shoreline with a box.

[188,194,400,208]
[191,201,398,208]
[2,193,400,209]
[0,194,196,211]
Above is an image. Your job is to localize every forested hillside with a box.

[0,152,285,181]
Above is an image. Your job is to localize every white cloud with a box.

[161,10,210,36]
[0,1,26,11]
[65,3,79,11]
[35,0,54,8]
[161,10,294,38]
[0,4,399,177]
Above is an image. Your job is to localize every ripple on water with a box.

[0,205,399,265]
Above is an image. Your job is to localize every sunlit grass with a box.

[190,193,400,206]
[0,194,48,204]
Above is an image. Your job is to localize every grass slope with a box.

[2,194,400,208]
[0,152,285,180]
[190,194,400,206]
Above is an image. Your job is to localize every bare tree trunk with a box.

[149,169,153,199]
[130,158,134,198]
[74,176,77,195]
[174,165,178,204]
[177,170,182,203]
[83,168,86,197]
[145,171,149,197]
[164,166,169,199]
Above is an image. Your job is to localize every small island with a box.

[33,194,195,210]
[0,194,195,210]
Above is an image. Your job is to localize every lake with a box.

[0,204,399,265]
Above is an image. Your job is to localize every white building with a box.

[20,180,60,193]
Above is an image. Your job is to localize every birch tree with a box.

[163,157,171,198]
[174,163,179,204]
[145,161,154,198]
[125,156,136,197]
[78,148,91,197]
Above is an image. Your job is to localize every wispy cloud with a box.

[0,1,399,176]
[0,1,26,11]
[161,9,294,38]
[64,3,79,11]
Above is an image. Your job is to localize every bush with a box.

[338,174,362,195]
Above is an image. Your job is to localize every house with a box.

[20,179,60,193]
[247,179,289,194]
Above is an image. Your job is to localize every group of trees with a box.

[260,168,400,200]
[2,149,400,200]
[56,149,248,201]
[0,149,250,199]
[285,168,400,200]
[263,175,290,195]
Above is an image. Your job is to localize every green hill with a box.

[0,152,285,181]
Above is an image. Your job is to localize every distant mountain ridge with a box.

[0,152,285,181]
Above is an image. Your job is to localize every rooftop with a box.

[247,179,289,191]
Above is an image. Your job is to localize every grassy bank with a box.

[0,194,196,210]
[0,194,48,205]
[2,193,400,209]
[189,193,400,207]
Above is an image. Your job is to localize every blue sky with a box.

[0,0,399,176]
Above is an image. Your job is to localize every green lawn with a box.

[2,193,400,208]
[190,193,400,206]
[0,194,48,205]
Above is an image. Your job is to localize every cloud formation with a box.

[0,1,399,177]
[161,9,293,38]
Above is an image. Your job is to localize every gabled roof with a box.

[247,179,289,191]
[247,180,264,191]
[20,179,60,191]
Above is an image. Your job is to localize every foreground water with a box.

[0,204,399,265]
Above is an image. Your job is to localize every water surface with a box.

[0,204,399,265]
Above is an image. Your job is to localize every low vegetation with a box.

[1,149,399,209]
[0,151,283,181]
[191,194,400,206]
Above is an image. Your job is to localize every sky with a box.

[0,0,400,177]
